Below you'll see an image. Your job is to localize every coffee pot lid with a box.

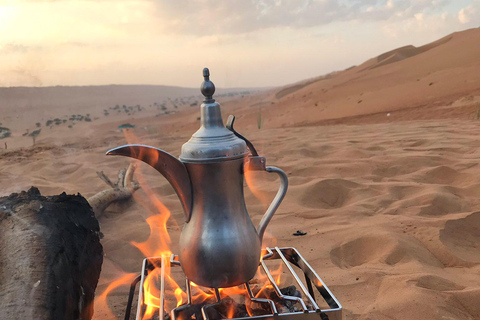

[179,68,248,162]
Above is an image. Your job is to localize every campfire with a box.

[100,68,342,320]
[126,247,342,320]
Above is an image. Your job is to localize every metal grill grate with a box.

[124,247,342,320]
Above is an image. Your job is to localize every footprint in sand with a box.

[440,211,480,263]
[416,189,467,216]
[372,155,445,178]
[300,178,359,209]
[298,146,332,158]
[416,165,463,185]
[389,186,467,216]
[409,274,465,291]
[330,234,442,268]
[55,162,82,175]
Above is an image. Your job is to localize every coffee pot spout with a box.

[106,144,193,221]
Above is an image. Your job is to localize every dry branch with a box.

[96,171,115,188]
[87,163,140,218]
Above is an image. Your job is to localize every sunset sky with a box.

[0,0,478,88]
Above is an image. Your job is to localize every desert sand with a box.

[1,28,480,319]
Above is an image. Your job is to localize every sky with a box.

[0,0,479,88]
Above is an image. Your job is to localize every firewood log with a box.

[0,187,103,320]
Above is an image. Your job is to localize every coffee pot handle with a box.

[226,115,288,240]
[258,166,288,240]
[245,157,288,241]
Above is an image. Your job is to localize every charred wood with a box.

[172,284,304,320]
[0,187,103,320]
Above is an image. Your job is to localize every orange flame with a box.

[174,288,184,307]
[94,272,138,320]
[131,214,171,258]
[121,128,191,319]
[253,262,284,299]
[226,299,236,319]
[244,158,270,211]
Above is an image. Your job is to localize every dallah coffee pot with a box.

[107,68,288,288]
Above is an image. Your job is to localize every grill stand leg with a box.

[124,274,142,320]
[201,288,221,320]
[171,279,193,320]
[244,282,278,315]
[304,273,316,304]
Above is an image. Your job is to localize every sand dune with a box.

[222,27,480,128]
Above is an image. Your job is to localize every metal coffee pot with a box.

[107,68,288,288]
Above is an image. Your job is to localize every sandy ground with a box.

[2,117,480,319]
[1,27,480,320]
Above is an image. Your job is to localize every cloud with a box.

[458,4,480,24]
[2,0,462,38]
[152,0,345,35]
[150,0,454,35]
[11,66,43,86]
[0,0,477,87]
[1,44,31,54]
[1,53,46,86]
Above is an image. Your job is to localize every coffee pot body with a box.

[180,159,261,287]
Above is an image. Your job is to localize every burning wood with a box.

[169,283,303,320]
[144,283,303,320]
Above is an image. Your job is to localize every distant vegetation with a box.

[110,104,142,116]
[29,129,41,145]
[42,112,94,130]
[118,123,135,129]
[257,107,263,129]
[216,90,256,98]
[0,127,11,139]
[32,90,256,133]
[1,89,257,146]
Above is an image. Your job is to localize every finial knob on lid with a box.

[201,67,215,102]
